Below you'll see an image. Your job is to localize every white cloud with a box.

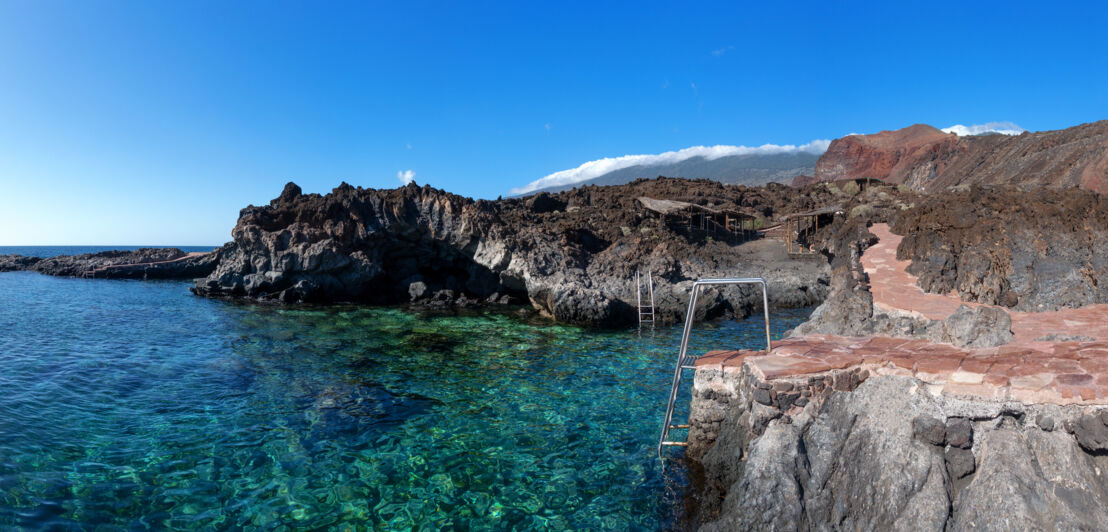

[711,45,735,57]
[509,140,832,195]
[941,121,1025,136]
[544,123,552,132]
[397,169,416,185]
[406,142,412,150]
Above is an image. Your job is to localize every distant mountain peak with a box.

[511,140,830,196]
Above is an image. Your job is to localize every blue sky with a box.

[1,1,1106,245]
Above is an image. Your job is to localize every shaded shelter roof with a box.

[637,196,748,216]
[784,204,843,219]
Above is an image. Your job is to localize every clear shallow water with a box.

[0,271,811,530]
[0,246,218,258]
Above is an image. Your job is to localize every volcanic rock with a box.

[803,120,1108,194]
[893,185,1108,310]
[190,178,838,326]
[694,375,1108,530]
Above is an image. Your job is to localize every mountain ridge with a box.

[521,151,818,195]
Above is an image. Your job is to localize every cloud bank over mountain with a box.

[941,122,1026,136]
[510,140,831,195]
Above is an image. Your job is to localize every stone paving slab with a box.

[696,336,1108,405]
[696,224,1108,406]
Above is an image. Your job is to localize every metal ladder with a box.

[657,278,773,459]
[635,271,655,327]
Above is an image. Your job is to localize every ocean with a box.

[0,265,811,529]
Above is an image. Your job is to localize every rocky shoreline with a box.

[682,184,1108,530]
[3,174,1108,528]
[0,247,221,280]
[187,179,851,326]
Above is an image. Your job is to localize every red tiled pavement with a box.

[696,224,1108,405]
[862,223,1108,345]
[696,336,1108,405]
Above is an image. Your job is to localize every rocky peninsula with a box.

[188,178,847,326]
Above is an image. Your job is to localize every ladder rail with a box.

[636,270,656,327]
[657,277,772,459]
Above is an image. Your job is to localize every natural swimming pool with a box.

[0,271,811,530]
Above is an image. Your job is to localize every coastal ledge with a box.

[685,359,1108,530]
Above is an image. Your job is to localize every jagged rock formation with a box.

[191,179,842,326]
[893,186,1108,311]
[689,373,1108,531]
[797,120,1108,193]
[0,248,220,279]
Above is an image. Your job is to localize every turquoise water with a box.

[0,271,811,530]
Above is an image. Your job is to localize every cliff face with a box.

[812,124,962,186]
[689,372,1108,531]
[801,120,1108,193]
[191,179,840,326]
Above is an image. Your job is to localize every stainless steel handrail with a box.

[657,277,771,459]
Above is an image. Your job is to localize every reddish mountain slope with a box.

[799,120,1108,193]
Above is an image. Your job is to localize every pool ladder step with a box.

[635,270,655,327]
[658,277,773,459]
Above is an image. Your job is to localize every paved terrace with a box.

[697,224,1108,405]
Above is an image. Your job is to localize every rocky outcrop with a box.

[800,120,1108,194]
[893,185,1108,311]
[0,255,42,272]
[688,373,1108,530]
[810,124,962,188]
[191,179,838,326]
[0,248,220,279]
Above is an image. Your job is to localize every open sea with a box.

[0,255,811,530]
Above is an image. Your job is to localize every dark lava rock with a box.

[1036,414,1057,432]
[912,416,947,446]
[0,255,43,272]
[190,178,838,327]
[1070,411,1108,453]
[945,447,976,479]
[753,388,773,406]
[893,185,1108,311]
[945,417,974,449]
[1,248,220,280]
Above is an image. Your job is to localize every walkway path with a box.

[698,224,1108,405]
[862,223,1108,345]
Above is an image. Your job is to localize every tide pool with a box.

[0,271,810,530]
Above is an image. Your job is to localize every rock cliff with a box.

[799,120,1108,193]
[688,372,1108,531]
[191,179,840,326]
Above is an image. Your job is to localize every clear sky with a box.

[1,1,1106,245]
